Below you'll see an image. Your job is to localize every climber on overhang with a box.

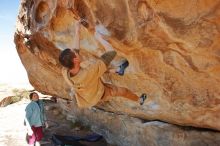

[59,19,147,108]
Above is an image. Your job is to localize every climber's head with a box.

[59,48,80,70]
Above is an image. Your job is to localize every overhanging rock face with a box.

[15,0,220,144]
[58,98,220,146]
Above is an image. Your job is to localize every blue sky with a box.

[0,0,30,87]
[0,0,19,48]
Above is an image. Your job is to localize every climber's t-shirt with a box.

[62,60,107,108]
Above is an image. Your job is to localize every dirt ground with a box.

[0,98,113,146]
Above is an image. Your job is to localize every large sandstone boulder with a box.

[14,0,220,145]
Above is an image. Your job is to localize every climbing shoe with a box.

[116,59,129,75]
[140,93,147,105]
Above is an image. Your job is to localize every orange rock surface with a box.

[15,0,220,131]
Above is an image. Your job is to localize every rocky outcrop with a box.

[58,98,220,146]
[15,0,220,145]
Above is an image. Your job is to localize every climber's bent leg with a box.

[100,84,148,105]
[101,83,139,102]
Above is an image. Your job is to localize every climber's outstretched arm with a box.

[72,20,81,53]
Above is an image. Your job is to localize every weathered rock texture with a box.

[59,98,220,146]
[15,0,220,145]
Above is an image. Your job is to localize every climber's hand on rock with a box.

[80,18,89,28]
